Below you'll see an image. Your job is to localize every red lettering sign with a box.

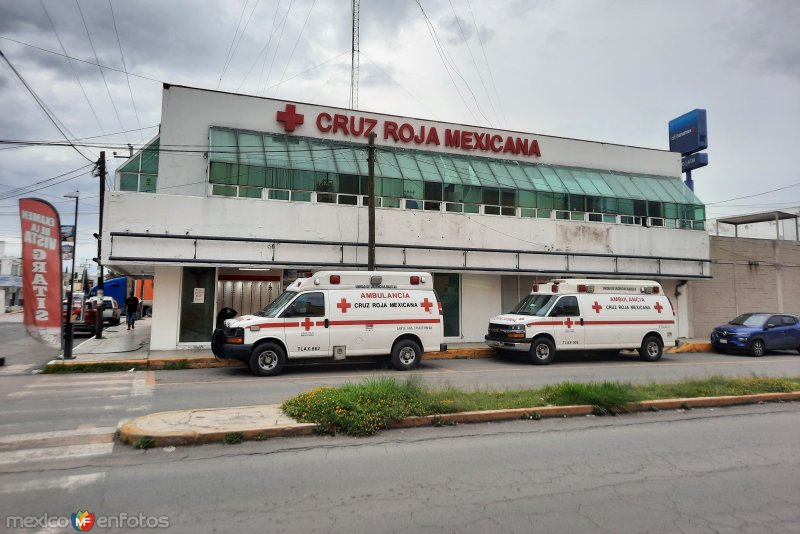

[18,198,62,347]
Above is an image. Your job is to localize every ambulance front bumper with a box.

[485,335,532,352]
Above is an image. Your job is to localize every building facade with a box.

[106,85,709,350]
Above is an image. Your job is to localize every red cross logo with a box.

[337,298,351,314]
[276,104,304,132]
[420,298,434,312]
[565,317,574,328]
[654,302,663,314]
[592,301,602,314]
[301,317,314,331]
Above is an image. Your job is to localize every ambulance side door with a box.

[549,295,584,350]
[281,291,330,358]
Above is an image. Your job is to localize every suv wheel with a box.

[749,339,766,357]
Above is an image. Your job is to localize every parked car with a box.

[62,294,98,335]
[711,313,800,356]
[88,296,121,326]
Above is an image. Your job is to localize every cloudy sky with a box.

[1,0,798,267]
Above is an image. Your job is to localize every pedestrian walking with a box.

[125,292,140,330]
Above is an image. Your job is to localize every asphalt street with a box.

[1,319,799,533]
[1,402,798,533]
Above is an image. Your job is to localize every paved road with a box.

[147,350,800,411]
[0,319,93,375]
[1,402,798,533]
[1,322,799,532]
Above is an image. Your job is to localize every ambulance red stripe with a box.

[526,321,564,326]
[251,322,300,328]
[583,320,675,325]
[328,318,441,326]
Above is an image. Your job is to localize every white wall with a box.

[460,274,502,342]
[156,85,682,198]
[150,265,182,350]
[105,192,710,279]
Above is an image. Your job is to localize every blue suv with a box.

[711,313,800,356]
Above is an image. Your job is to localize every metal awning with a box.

[715,210,798,226]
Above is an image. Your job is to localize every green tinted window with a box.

[139,175,157,192]
[120,173,138,191]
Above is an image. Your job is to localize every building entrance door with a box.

[179,267,216,343]
[434,273,460,338]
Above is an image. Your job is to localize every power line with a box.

[218,0,251,89]
[467,0,506,126]
[0,167,93,202]
[414,0,479,124]
[275,0,318,98]
[108,0,144,141]
[262,0,297,95]
[257,0,284,93]
[39,0,107,147]
[448,0,499,126]
[0,35,162,84]
[75,0,129,143]
[0,49,94,162]
[705,182,800,206]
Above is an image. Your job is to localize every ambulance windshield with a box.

[257,290,297,318]
[510,294,558,316]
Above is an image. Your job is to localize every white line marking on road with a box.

[25,379,133,388]
[0,472,105,494]
[0,364,35,376]
[0,404,129,417]
[131,372,153,397]
[0,427,116,445]
[7,387,129,398]
[0,442,114,465]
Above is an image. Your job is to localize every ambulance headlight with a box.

[508,325,525,331]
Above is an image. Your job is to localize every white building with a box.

[0,241,23,313]
[105,85,709,351]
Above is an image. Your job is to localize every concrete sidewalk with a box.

[47,317,712,371]
[118,391,800,447]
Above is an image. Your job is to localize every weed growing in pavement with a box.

[223,432,244,445]
[133,438,155,450]
[161,359,190,370]
[43,362,139,373]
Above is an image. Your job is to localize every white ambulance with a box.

[485,279,675,364]
[212,271,446,376]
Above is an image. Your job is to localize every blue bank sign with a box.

[668,109,708,155]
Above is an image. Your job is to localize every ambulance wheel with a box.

[530,338,555,365]
[639,335,663,362]
[391,339,422,371]
[250,343,286,377]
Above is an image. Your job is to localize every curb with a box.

[667,342,713,353]
[47,342,715,372]
[117,391,800,448]
[46,347,495,372]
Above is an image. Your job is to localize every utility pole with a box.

[367,133,376,270]
[94,151,105,339]
[63,192,79,360]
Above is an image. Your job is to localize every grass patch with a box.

[43,362,140,373]
[282,375,800,437]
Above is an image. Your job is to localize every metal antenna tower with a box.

[350,0,360,110]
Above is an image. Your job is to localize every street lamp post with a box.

[63,192,79,360]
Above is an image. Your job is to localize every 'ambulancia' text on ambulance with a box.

[212,271,446,376]
[485,279,675,364]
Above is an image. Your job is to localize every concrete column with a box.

[675,281,691,339]
[150,265,183,351]
[775,240,783,312]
